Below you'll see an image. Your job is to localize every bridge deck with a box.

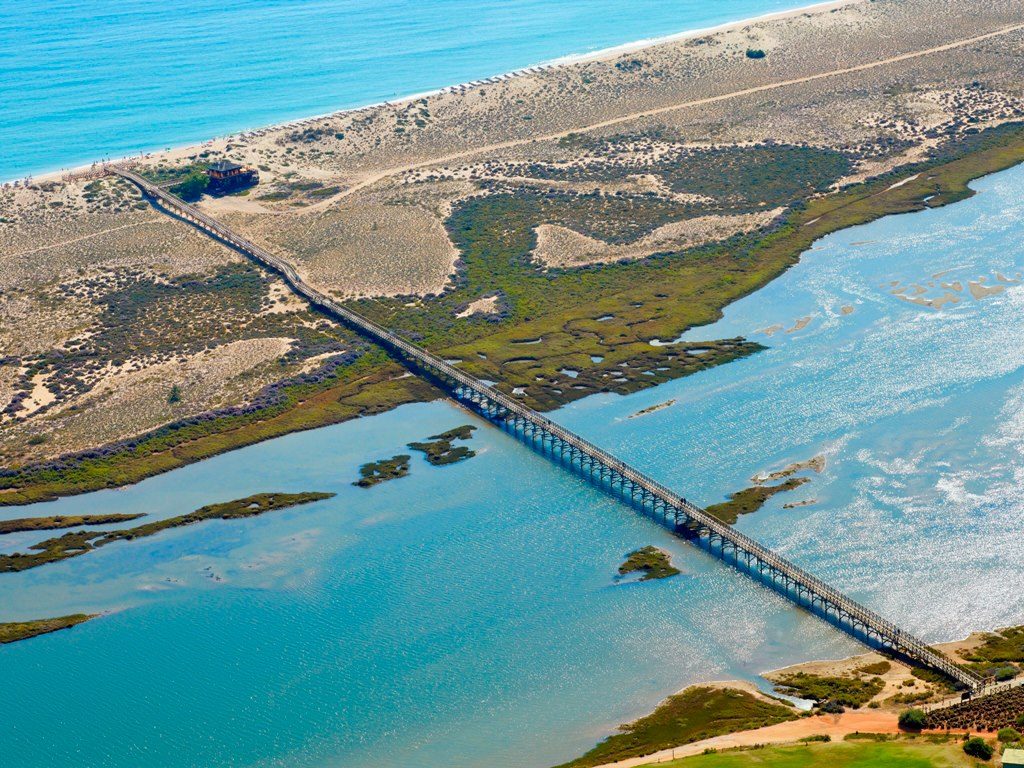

[113,166,982,692]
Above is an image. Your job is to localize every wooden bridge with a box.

[112,166,984,692]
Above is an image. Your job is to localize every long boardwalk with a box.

[114,167,983,692]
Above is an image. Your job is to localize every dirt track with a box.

[324,21,1024,208]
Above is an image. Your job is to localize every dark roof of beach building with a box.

[208,160,243,173]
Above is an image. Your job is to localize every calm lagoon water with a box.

[0,0,804,181]
[3,162,1024,766]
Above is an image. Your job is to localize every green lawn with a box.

[650,741,977,768]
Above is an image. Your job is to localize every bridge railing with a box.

[113,166,982,691]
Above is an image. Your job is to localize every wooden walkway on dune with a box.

[113,166,984,694]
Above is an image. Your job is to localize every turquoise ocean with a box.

[1,0,801,181]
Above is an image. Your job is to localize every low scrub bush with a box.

[898,709,928,732]
[963,736,993,760]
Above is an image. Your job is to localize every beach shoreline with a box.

[14,0,861,186]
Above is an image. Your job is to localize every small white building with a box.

[1003,747,1024,768]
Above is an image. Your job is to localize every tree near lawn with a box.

[963,737,993,760]
[899,709,928,732]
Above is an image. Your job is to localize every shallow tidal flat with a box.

[3,165,1024,767]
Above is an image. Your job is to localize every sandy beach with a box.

[19,0,863,187]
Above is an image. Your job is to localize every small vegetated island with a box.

[408,424,477,465]
[705,478,808,525]
[0,491,333,573]
[629,399,676,419]
[0,513,143,534]
[618,545,680,581]
[353,455,412,487]
[354,424,478,486]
